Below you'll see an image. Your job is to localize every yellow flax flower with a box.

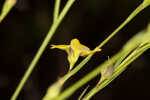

[51,38,101,70]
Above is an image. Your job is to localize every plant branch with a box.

[83,43,150,100]
[0,0,16,22]
[56,0,150,93]
[10,0,76,100]
[53,0,61,23]
[55,50,125,100]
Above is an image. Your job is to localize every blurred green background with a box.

[0,0,150,100]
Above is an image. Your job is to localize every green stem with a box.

[61,54,93,83]
[0,0,16,22]
[57,42,150,100]
[97,1,149,48]
[83,43,150,100]
[10,22,58,100]
[58,0,150,92]
[10,0,75,100]
[55,50,126,100]
[53,0,61,23]
[57,0,75,23]
[78,86,89,100]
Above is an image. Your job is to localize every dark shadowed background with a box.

[0,0,150,100]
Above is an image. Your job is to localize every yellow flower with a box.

[51,38,101,70]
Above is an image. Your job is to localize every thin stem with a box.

[78,86,89,100]
[57,0,150,93]
[57,0,75,23]
[83,43,150,100]
[55,50,125,100]
[10,23,58,100]
[57,42,150,100]
[82,86,97,100]
[0,0,16,22]
[97,1,149,48]
[61,54,93,83]
[10,0,75,100]
[53,0,61,23]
